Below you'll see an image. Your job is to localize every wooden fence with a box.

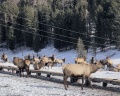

[0,65,120,87]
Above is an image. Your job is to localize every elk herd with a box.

[1,53,120,90]
[1,53,66,77]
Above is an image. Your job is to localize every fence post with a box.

[103,82,107,87]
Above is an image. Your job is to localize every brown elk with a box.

[1,53,8,62]
[35,55,55,69]
[54,58,65,67]
[13,57,30,77]
[75,56,86,64]
[63,61,104,90]
[100,57,113,70]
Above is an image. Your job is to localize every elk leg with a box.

[22,68,24,77]
[26,66,29,78]
[19,68,22,77]
[63,76,68,90]
[81,75,85,90]
[87,77,93,89]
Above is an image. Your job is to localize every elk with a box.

[13,57,30,77]
[63,61,103,90]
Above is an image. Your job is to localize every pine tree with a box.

[37,3,52,48]
[33,34,41,55]
[14,13,24,47]
[91,38,97,56]
[0,24,1,45]
[0,0,19,49]
[71,0,88,49]
[7,26,15,51]
[8,36,15,51]
[92,0,120,50]
[110,1,120,50]
[21,5,36,48]
[1,13,7,42]
[76,38,87,58]
[53,10,65,50]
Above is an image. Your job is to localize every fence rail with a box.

[0,65,120,87]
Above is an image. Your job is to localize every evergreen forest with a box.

[0,0,120,53]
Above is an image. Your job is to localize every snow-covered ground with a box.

[0,72,120,96]
[0,46,120,96]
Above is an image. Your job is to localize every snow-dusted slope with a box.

[1,46,120,65]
